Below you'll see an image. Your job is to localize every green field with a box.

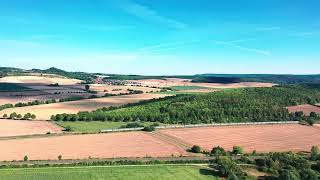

[0,83,33,92]
[0,165,218,180]
[56,121,165,133]
[169,86,209,91]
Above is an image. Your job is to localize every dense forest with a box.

[51,85,320,124]
[192,74,320,84]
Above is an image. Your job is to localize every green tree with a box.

[190,145,201,153]
[2,114,7,119]
[85,85,90,91]
[232,146,243,155]
[16,114,22,119]
[65,125,72,132]
[31,114,36,120]
[211,146,227,156]
[24,155,28,161]
[310,146,319,161]
[9,112,17,119]
[278,169,300,180]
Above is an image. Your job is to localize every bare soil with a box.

[0,120,62,137]
[286,104,320,115]
[0,132,187,161]
[128,78,275,89]
[159,124,320,152]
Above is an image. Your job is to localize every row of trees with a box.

[51,85,320,124]
[2,112,36,120]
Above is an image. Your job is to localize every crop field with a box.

[129,78,275,89]
[0,120,62,137]
[0,165,216,180]
[0,93,168,120]
[0,83,33,92]
[56,121,165,133]
[89,84,161,95]
[0,131,187,161]
[0,75,82,85]
[169,86,209,91]
[286,104,320,115]
[159,124,320,152]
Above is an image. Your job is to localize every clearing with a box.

[0,93,168,120]
[0,131,187,161]
[0,120,62,137]
[159,124,320,152]
[0,165,217,180]
[286,104,320,115]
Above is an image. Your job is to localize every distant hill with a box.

[192,74,320,84]
[32,67,96,83]
[1,66,319,84]
[0,67,96,83]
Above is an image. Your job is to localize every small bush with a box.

[24,155,28,161]
[232,146,243,155]
[65,126,72,132]
[190,145,201,153]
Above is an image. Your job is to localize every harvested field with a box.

[159,124,320,152]
[286,104,320,115]
[0,120,62,137]
[0,94,168,120]
[88,84,161,95]
[0,132,187,161]
[0,76,81,85]
[128,78,275,89]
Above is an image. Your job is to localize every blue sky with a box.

[0,0,319,75]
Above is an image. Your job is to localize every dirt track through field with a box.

[160,124,320,152]
[0,132,187,161]
[0,94,168,120]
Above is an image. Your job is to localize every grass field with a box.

[0,83,33,92]
[56,121,165,133]
[0,165,217,180]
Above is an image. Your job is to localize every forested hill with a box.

[0,67,96,83]
[191,74,320,84]
[52,85,320,124]
[32,67,96,83]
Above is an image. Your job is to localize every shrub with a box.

[310,146,319,161]
[143,125,156,132]
[211,146,227,156]
[58,155,62,160]
[2,114,7,118]
[24,155,28,161]
[190,145,201,153]
[65,126,72,132]
[232,146,243,155]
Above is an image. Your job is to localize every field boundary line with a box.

[101,121,299,132]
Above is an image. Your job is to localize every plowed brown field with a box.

[160,124,320,152]
[0,132,187,161]
[0,120,62,137]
